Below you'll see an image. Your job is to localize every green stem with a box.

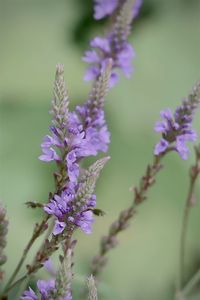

[6,226,74,296]
[178,164,199,290]
[2,215,49,295]
[90,153,164,278]
[179,183,193,289]
[2,275,27,296]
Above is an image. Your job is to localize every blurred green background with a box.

[1,0,200,299]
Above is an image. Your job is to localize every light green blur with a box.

[0,0,200,299]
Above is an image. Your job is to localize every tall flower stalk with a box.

[1,63,111,298]
[89,82,200,278]
[1,1,143,296]
[90,154,164,276]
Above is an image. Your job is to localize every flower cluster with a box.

[44,157,109,235]
[22,250,73,300]
[154,83,200,159]
[83,0,143,86]
[39,62,111,236]
[39,62,111,185]
[21,279,72,300]
[44,184,96,235]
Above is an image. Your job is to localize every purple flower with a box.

[91,37,111,52]
[154,84,200,158]
[37,279,55,298]
[94,0,119,20]
[44,187,75,218]
[132,0,143,19]
[64,109,109,183]
[44,183,97,236]
[39,67,110,184]
[40,63,110,235]
[176,135,189,160]
[21,288,38,300]
[76,211,94,234]
[43,258,57,276]
[53,220,66,235]
[154,138,169,155]
[83,1,143,86]
[94,0,143,20]
[22,278,72,300]
[39,147,60,162]
[116,43,135,77]
[83,37,135,86]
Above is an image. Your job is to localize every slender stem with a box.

[178,148,200,290]
[4,226,74,297]
[2,215,49,295]
[2,275,27,296]
[90,153,165,277]
[179,181,194,289]
[15,276,29,300]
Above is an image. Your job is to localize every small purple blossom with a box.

[94,0,143,20]
[21,279,72,300]
[154,84,200,159]
[53,220,66,235]
[76,210,94,234]
[21,287,38,300]
[154,138,169,156]
[37,279,55,299]
[39,146,60,162]
[94,0,119,20]
[43,258,57,276]
[83,37,135,86]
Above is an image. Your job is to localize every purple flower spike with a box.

[40,62,111,191]
[84,0,143,86]
[154,83,200,158]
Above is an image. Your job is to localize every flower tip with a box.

[103,156,111,163]
[56,63,64,75]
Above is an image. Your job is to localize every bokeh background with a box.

[1,0,200,299]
